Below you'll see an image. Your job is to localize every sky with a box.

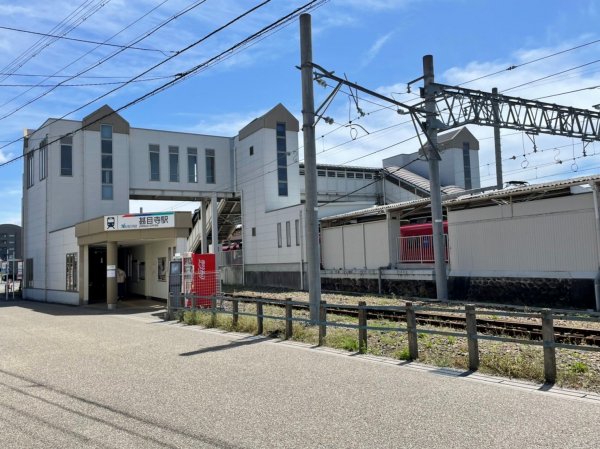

[1,0,600,224]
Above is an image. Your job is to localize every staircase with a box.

[188,199,241,253]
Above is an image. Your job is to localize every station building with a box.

[21,103,481,308]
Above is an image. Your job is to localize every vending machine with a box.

[182,253,217,308]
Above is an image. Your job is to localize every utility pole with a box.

[422,55,449,302]
[300,13,321,320]
[492,87,503,190]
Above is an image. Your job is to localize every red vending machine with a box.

[182,253,217,308]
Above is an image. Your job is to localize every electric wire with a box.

[0,0,329,164]
[0,25,176,53]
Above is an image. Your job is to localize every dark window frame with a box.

[276,122,288,196]
[169,146,179,182]
[100,126,113,199]
[149,144,160,181]
[188,147,198,183]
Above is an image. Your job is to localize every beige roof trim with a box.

[239,103,299,141]
[82,104,130,134]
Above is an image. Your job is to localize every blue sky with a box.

[1,0,600,224]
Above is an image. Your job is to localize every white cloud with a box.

[360,31,394,68]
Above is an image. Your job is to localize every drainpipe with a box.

[593,184,600,311]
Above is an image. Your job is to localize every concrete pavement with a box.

[0,299,599,448]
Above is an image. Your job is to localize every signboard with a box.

[104,212,175,231]
[17,261,22,280]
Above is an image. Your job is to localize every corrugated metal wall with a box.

[449,194,598,273]
[322,221,389,270]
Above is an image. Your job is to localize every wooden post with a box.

[319,300,327,346]
[285,297,293,340]
[256,299,264,335]
[358,301,367,354]
[541,309,556,384]
[210,296,217,327]
[232,299,239,328]
[465,304,479,371]
[406,302,418,360]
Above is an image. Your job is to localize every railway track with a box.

[224,293,600,347]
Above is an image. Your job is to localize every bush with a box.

[571,362,588,374]
[394,348,411,361]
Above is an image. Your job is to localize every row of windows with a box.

[151,145,215,184]
[300,169,374,179]
[276,123,288,196]
[101,125,113,199]
[0,234,15,238]
[276,220,301,248]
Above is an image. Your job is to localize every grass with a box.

[176,305,600,394]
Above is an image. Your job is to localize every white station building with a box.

[21,103,482,308]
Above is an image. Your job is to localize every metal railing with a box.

[166,294,600,384]
[397,234,449,263]
[219,249,243,266]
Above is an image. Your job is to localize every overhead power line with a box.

[457,37,600,87]
[0,77,175,88]
[0,0,196,115]
[0,0,112,84]
[0,25,176,54]
[0,0,329,165]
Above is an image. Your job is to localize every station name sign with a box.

[104,212,175,231]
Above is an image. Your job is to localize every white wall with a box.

[322,221,390,270]
[129,128,231,193]
[448,193,598,275]
[128,240,176,300]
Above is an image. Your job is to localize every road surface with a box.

[0,299,598,448]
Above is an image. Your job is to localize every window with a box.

[356,173,363,179]
[206,149,215,184]
[276,122,288,196]
[99,126,112,199]
[26,258,33,288]
[299,169,305,176]
[295,219,300,246]
[157,257,166,281]
[250,146,254,156]
[169,146,179,182]
[365,173,373,179]
[59,135,73,176]
[26,152,34,188]
[347,172,354,178]
[149,144,160,181]
[66,253,77,291]
[187,148,197,183]
[286,221,291,247]
[317,170,326,177]
[337,172,345,178]
[327,171,335,177]
[39,136,48,180]
[252,227,256,237]
[277,223,282,248]
[463,142,472,190]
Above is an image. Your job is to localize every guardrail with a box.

[166,294,600,384]
[219,249,243,266]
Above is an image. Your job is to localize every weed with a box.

[340,336,359,352]
[380,334,397,345]
[393,348,411,361]
[491,315,500,320]
[447,336,456,345]
[418,333,427,339]
[425,341,433,349]
[571,362,588,373]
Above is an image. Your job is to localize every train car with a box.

[399,222,449,263]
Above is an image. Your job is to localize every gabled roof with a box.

[82,104,130,134]
[239,103,299,141]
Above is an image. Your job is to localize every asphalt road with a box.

[0,299,599,448]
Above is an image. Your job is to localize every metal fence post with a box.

[406,302,419,360]
[465,304,479,371]
[256,298,264,335]
[319,300,327,345]
[358,301,367,353]
[285,297,293,339]
[541,309,556,384]
[165,294,172,321]
[210,295,217,327]
[232,298,239,328]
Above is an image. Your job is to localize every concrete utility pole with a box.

[300,13,321,320]
[423,55,449,302]
[492,87,503,190]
